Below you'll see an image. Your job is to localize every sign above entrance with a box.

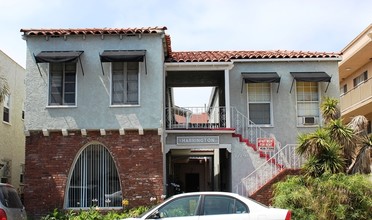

[257,137,275,151]
[177,136,219,145]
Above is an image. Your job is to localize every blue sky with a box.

[1,0,371,106]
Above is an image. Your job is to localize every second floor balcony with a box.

[340,78,372,116]
[165,106,227,130]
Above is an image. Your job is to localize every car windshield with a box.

[0,186,24,208]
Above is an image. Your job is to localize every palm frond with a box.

[347,115,368,136]
[320,97,340,123]
[347,135,372,174]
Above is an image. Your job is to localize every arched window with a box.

[66,143,122,208]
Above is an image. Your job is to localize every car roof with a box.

[0,183,15,188]
[170,191,243,199]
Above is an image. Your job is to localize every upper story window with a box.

[34,51,84,107]
[353,71,368,87]
[49,62,77,106]
[296,81,319,126]
[111,62,139,105]
[340,84,347,95]
[247,83,272,125]
[2,94,10,123]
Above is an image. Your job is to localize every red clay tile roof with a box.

[20,27,167,36]
[166,50,340,62]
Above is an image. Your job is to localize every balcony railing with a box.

[165,106,227,130]
[340,78,372,113]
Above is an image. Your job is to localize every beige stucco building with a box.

[0,50,26,193]
[339,24,372,133]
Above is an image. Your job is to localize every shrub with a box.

[272,173,372,220]
[41,206,150,220]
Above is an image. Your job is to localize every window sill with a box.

[2,121,11,125]
[109,104,140,108]
[297,124,319,128]
[250,124,273,128]
[46,105,77,109]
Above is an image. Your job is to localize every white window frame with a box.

[353,71,368,88]
[109,62,141,107]
[246,83,273,126]
[295,81,320,127]
[47,62,77,107]
[2,94,10,123]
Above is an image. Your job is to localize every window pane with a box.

[249,103,270,124]
[158,196,200,218]
[203,196,247,215]
[49,63,76,105]
[3,107,9,122]
[0,186,24,208]
[111,62,139,105]
[248,83,270,102]
[248,83,271,124]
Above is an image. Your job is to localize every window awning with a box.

[33,51,85,76]
[99,50,147,75]
[100,50,146,62]
[290,72,332,93]
[34,51,83,63]
[241,72,281,93]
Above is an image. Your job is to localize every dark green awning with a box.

[241,72,281,93]
[242,72,280,83]
[34,51,83,63]
[290,72,331,82]
[99,50,147,75]
[33,51,84,76]
[290,72,331,93]
[100,50,146,62]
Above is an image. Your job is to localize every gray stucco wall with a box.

[24,34,164,130]
[229,60,340,147]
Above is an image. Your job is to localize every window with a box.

[66,143,121,208]
[203,195,248,215]
[353,71,368,87]
[111,62,139,105]
[158,196,200,218]
[296,82,319,126]
[340,84,347,95]
[2,94,10,123]
[49,62,76,106]
[247,83,271,125]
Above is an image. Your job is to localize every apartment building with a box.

[339,24,372,133]
[21,27,340,217]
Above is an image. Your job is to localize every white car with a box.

[125,191,291,220]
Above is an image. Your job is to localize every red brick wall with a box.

[250,169,302,206]
[25,129,163,218]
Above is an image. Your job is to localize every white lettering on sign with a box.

[177,136,219,145]
[257,138,275,151]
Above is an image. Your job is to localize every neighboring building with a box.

[0,50,26,195]
[21,27,341,217]
[339,24,372,133]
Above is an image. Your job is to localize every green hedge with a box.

[272,173,372,220]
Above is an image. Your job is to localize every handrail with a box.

[230,107,272,146]
[234,144,304,197]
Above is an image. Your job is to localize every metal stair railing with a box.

[234,144,303,197]
[230,107,272,146]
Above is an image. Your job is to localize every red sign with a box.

[257,138,275,151]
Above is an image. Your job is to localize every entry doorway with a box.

[185,173,200,192]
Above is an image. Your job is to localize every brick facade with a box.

[25,129,163,218]
[250,169,302,206]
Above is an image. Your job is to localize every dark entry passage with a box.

[185,173,200,192]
